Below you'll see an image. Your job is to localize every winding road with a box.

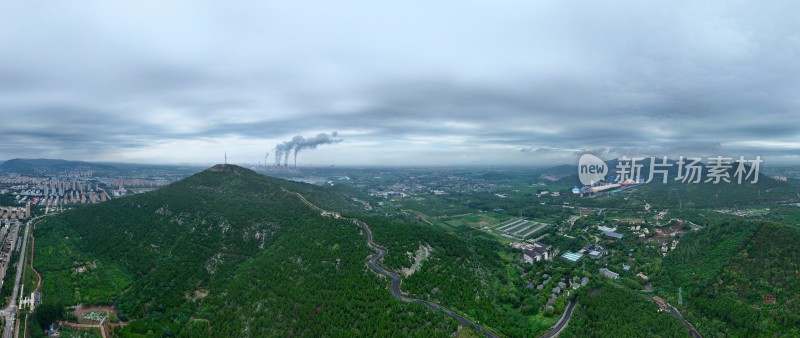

[540,299,577,338]
[357,218,500,338]
[284,189,500,338]
[667,305,703,338]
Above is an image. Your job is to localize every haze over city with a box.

[2,1,799,165]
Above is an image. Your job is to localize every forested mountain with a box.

[660,220,800,337]
[34,165,459,336]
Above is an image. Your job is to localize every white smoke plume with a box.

[274,132,342,166]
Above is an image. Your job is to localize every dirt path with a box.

[63,305,128,337]
[30,236,42,293]
[58,321,107,338]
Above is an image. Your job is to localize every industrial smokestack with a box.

[273,132,342,167]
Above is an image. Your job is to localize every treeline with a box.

[463,192,574,222]
[561,284,688,337]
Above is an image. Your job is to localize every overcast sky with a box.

[1,1,799,166]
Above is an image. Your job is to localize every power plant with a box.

[272,132,342,167]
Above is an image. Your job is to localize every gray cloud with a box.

[0,1,799,165]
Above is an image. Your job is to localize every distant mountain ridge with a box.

[0,158,117,175]
[542,158,794,209]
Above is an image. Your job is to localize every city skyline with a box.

[2,1,799,165]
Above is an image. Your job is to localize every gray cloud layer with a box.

[1,1,799,165]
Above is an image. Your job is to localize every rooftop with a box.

[599,268,619,279]
[524,246,548,257]
[561,252,583,262]
[603,231,624,239]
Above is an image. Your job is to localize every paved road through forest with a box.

[285,189,500,338]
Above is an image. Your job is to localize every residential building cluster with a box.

[0,220,20,288]
[0,204,30,220]
[5,178,109,207]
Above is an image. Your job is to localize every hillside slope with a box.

[34,165,457,336]
[661,220,800,337]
